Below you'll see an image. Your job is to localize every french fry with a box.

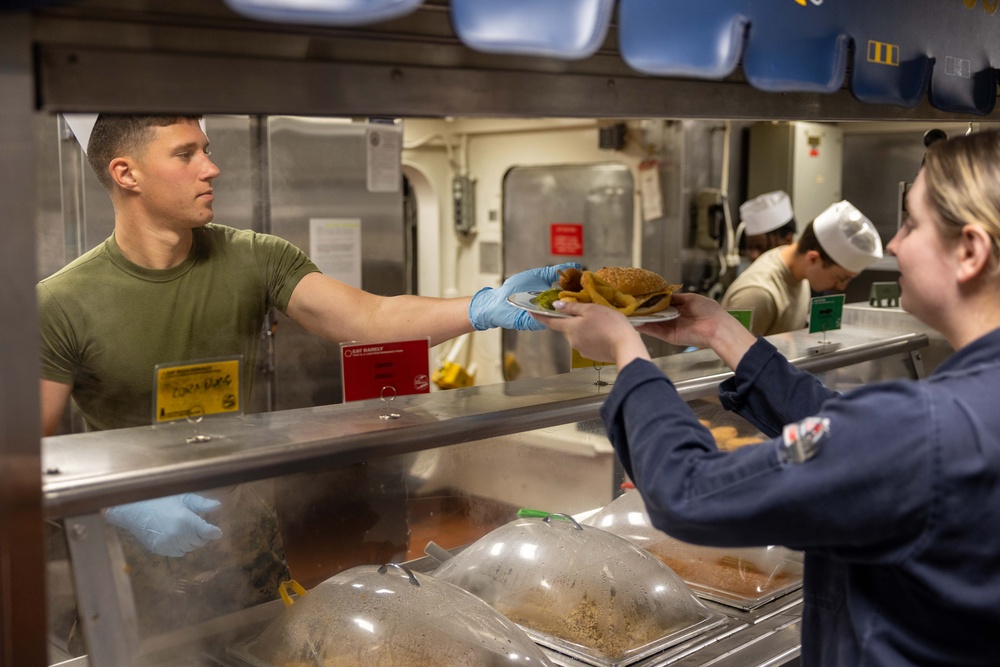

[557,271,639,315]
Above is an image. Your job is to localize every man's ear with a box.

[956,224,993,284]
[109,157,138,190]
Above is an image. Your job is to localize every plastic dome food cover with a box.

[583,491,803,610]
[430,515,726,666]
[228,564,555,667]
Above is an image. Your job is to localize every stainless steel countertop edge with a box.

[42,328,928,517]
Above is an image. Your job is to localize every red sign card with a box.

[340,338,431,403]
[550,223,584,257]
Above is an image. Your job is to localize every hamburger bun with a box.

[595,267,669,295]
[593,266,680,316]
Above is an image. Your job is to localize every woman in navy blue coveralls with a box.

[539,131,1000,666]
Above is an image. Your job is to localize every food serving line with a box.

[45,311,930,667]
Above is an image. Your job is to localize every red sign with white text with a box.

[340,338,431,403]
[550,223,584,257]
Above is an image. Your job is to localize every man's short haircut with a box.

[87,115,202,191]
[794,221,835,267]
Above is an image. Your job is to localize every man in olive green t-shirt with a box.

[41,116,567,437]
[39,223,316,431]
[39,114,573,645]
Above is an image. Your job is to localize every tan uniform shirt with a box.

[721,247,809,336]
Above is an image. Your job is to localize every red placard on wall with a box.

[550,223,584,257]
[340,338,431,403]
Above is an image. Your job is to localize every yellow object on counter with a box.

[503,352,521,381]
[710,426,739,446]
[433,361,475,389]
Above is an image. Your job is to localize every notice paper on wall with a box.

[366,120,402,192]
[309,218,362,288]
[638,159,663,221]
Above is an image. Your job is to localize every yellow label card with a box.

[153,357,242,424]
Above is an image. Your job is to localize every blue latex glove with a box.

[469,262,582,331]
[105,493,223,557]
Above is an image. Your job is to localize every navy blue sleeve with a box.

[601,357,936,562]
[718,338,840,437]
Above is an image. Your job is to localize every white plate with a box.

[507,291,679,325]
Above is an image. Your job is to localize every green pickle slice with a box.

[534,288,561,310]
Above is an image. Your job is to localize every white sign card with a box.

[638,160,664,221]
[366,121,402,193]
[309,218,362,288]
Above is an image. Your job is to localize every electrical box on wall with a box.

[747,121,843,229]
[694,188,725,250]
[599,122,627,150]
[453,175,476,236]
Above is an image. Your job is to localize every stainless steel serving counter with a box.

[43,326,928,519]
[44,324,929,667]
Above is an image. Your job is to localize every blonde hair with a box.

[922,131,1000,271]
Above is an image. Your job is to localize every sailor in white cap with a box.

[722,200,882,336]
[739,190,797,263]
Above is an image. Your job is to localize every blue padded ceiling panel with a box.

[617,4,750,80]
[223,0,423,26]
[741,27,850,93]
[618,0,1000,115]
[450,0,615,59]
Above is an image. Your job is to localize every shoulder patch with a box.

[780,416,830,464]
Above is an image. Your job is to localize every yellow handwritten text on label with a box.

[155,359,241,423]
[867,40,900,66]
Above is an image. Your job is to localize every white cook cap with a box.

[813,200,883,273]
[740,191,794,235]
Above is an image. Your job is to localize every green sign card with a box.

[727,309,754,332]
[809,295,845,334]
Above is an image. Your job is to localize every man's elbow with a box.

[40,379,72,437]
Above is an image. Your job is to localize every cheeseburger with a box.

[555,266,679,316]
[593,266,678,316]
